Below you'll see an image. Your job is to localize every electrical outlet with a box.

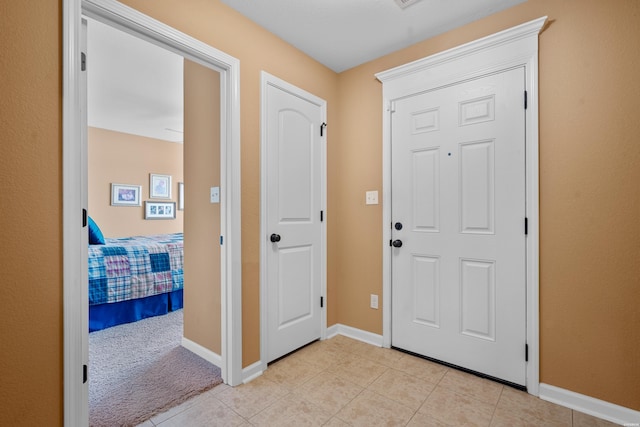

[370,294,379,309]
[210,186,220,203]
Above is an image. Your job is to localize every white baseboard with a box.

[326,323,384,347]
[240,324,381,385]
[242,360,264,384]
[326,324,340,339]
[181,337,223,368]
[539,383,640,426]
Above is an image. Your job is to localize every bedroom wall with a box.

[119,0,341,368]
[333,0,640,411]
[88,127,184,237]
[183,60,222,354]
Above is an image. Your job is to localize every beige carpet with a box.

[89,310,222,427]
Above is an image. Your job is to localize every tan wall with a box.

[334,0,640,411]
[119,0,341,367]
[183,60,222,354]
[88,127,184,237]
[2,0,639,423]
[0,1,63,424]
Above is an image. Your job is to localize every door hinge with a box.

[220,235,223,245]
[81,52,86,71]
[524,217,528,235]
[320,122,327,137]
[525,344,529,362]
[320,296,324,308]
[320,210,324,222]
[524,90,528,110]
[82,209,87,228]
[83,364,88,384]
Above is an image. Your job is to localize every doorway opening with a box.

[85,17,225,425]
[63,0,242,424]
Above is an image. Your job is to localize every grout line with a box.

[226,396,255,424]
[571,408,574,426]
[489,386,506,425]
[212,392,251,423]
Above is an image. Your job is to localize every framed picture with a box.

[178,182,184,210]
[150,174,172,199]
[145,201,176,220]
[111,183,142,206]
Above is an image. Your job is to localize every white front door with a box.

[391,68,527,385]
[264,76,324,362]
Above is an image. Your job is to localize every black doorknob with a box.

[270,233,281,243]
[392,239,403,248]
[394,222,403,230]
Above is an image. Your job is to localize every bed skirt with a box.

[89,289,183,332]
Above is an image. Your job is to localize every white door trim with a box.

[259,71,327,375]
[63,3,88,423]
[63,0,243,424]
[376,16,546,396]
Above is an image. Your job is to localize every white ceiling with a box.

[87,18,184,143]
[88,0,526,142]
[220,0,526,72]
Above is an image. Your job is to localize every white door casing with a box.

[377,16,546,394]
[261,72,327,366]
[391,68,526,385]
[64,0,242,424]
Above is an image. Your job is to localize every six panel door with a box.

[391,68,527,385]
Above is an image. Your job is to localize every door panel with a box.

[460,258,496,341]
[412,255,440,328]
[278,245,313,328]
[266,83,322,362]
[412,148,440,232]
[391,68,526,385]
[459,139,494,234]
[279,110,313,221]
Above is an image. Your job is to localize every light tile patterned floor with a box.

[138,335,618,427]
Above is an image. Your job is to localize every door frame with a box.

[376,17,546,396]
[63,0,243,424]
[258,71,327,374]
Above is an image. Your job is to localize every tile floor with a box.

[138,335,618,426]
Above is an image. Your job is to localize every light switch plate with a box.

[210,186,220,203]
[365,190,378,205]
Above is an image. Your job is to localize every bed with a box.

[88,226,184,332]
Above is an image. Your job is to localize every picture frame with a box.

[111,183,142,206]
[150,174,172,199]
[145,201,176,220]
[178,182,184,210]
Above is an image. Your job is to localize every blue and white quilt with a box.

[88,233,184,305]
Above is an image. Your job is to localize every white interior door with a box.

[391,68,527,385]
[264,78,324,363]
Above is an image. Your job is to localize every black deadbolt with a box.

[394,222,403,230]
[270,233,281,243]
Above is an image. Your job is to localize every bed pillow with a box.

[88,216,106,245]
